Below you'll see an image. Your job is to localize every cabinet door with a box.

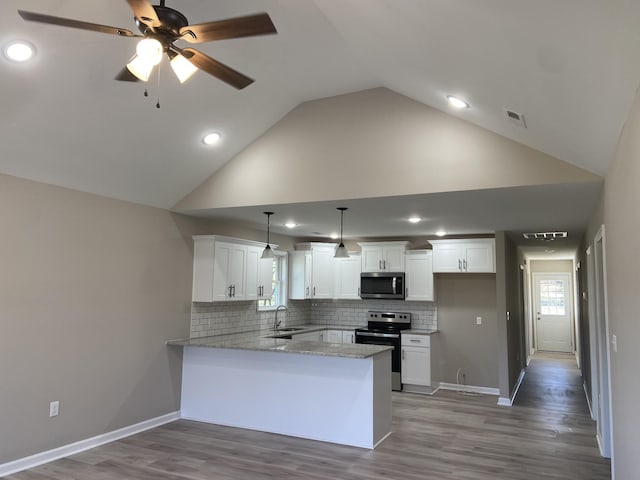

[342,330,355,344]
[361,247,383,272]
[245,246,261,300]
[258,256,274,299]
[228,244,247,299]
[464,242,495,273]
[192,238,215,302]
[289,251,308,300]
[311,248,335,298]
[401,346,431,386]
[383,245,406,272]
[405,251,434,301]
[325,330,343,343]
[293,331,323,342]
[432,243,464,273]
[212,242,232,301]
[335,256,361,299]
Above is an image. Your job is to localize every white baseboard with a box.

[496,368,526,407]
[583,382,594,419]
[438,382,500,396]
[0,411,180,477]
[497,397,512,406]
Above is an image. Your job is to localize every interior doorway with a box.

[533,273,574,353]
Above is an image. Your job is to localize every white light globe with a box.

[136,38,163,66]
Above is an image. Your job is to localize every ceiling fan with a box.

[17,0,277,89]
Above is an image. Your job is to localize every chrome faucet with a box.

[274,305,288,330]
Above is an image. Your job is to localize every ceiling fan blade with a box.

[179,13,277,43]
[115,67,140,82]
[125,0,160,29]
[182,48,254,89]
[18,10,137,37]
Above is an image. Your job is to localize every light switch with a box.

[476,316,482,325]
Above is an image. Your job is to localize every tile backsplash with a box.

[190,299,436,337]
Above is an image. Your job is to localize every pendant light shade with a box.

[334,207,350,258]
[261,212,275,259]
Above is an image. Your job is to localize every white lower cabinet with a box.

[342,330,355,344]
[325,330,344,343]
[293,330,324,342]
[401,334,432,393]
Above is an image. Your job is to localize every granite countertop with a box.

[403,329,439,335]
[167,327,392,359]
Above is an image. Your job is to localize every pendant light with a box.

[334,207,350,258]
[261,212,275,259]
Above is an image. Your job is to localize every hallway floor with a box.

[5,352,611,479]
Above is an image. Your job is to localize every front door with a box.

[533,273,573,353]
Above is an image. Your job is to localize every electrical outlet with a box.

[49,401,59,417]
[476,316,482,325]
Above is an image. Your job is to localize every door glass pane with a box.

[540,280,565,315]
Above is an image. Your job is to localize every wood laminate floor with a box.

[6,353,610,480]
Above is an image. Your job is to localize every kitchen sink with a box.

[273,327,306,333]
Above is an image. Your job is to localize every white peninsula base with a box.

[180,346,392,449]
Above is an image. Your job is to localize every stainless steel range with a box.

[354,311,412,391]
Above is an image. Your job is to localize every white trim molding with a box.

[0,411,180,477]
[437,382,500,396]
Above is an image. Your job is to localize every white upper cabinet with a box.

[404,250,434,301]
[192,236,273,302]
[289,251,312,300]
[290,243,336,299]
[334,254,361,299]
[311,246,335,299]
[358,241,409,272]
[430,238,495,273]
[246,246,274,300]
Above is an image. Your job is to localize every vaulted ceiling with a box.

[1,1,638,247]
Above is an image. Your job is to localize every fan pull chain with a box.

[155,58,162,109]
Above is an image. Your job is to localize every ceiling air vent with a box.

[505,108,527,128]
[523,231,568,241]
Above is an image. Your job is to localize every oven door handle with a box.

[356,331,400,339]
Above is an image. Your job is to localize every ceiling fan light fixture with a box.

[170,52,198,83]
[135,38,163,66]
[126,55,154,82]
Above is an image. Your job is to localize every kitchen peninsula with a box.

[168,330,393,449]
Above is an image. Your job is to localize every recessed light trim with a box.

[435,230,447,237]
[202,132,221,145]
[330,233,339,240]
[4,41,35,62]
[446,95,470,109]
[285,222,297,229]
[408,217,421,224]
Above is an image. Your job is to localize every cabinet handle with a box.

[458,259,462,271]
[233,285,236,297]
[410,339,420,343]
[379,260,382,270]
[228,285,233,297]
[313,287,316,296]
[383,260,387,270]
[306,286,309,297]
[402,349,405,360]
[463,259,467,271]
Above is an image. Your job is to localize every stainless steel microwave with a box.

[360,272,405,300]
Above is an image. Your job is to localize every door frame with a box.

[593,225,614,460]
[532,272,575,353]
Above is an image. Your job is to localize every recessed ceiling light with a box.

[4,41,35,62]
[202,132,221,145]
[435,230,447,237]
[446,95,470,109]
[408,217,421,224]
[285,222,297,229]
[330,233,339,240]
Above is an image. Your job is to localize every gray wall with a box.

[0,173,215,464]
[433,273,498,388]
[599,84,640,478]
